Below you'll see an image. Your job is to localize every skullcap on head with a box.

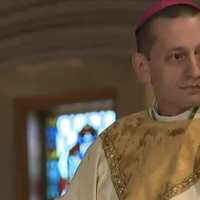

[135,0,200,33]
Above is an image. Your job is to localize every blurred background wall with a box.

[0,0,156,199]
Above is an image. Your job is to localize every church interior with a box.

[0,0,156,200]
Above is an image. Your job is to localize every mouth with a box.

[181,86,200,94]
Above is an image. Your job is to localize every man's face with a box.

[147,15,200,114]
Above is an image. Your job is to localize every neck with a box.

[157,102,192,117]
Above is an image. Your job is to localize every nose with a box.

[187,54,200,78]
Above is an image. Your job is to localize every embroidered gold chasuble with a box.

[101,111,200,200]
[57,111,200,200]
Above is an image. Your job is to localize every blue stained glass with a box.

[46,109,116,200]
[46,127,57,149]
[47,185,60,199]
[73,114,86,132]
[79,141,93,159]
[57,116,72,135]
[68,154,81,181]
[58,152,69,180]
[65,130,78,148]
[79,134,96,144]
[47,160,60,199]
[57,116,78,149]
[103,111,116,127]
[56,133,68,156]
[47,160,60,183]
[88,112,102,129]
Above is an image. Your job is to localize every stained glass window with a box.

[45,109,116,200]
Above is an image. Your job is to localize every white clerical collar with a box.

[148,101,200,122]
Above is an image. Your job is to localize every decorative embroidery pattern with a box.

[194,145,200,171]
[168,128,185,137]
[160,167,200,200]
[101,131,127,200]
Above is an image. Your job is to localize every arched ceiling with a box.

[0,0,158,65]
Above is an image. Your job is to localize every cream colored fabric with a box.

[56,138,118,200]
[150,101,200,122]
[171,180,200,200]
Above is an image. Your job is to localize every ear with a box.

[132,52,152,85]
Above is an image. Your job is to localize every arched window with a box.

[46,109,116,199]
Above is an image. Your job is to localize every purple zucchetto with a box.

[135,0,200,33]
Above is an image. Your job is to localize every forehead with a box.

[151,15,200,50]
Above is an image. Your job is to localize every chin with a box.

[185,99,200,108]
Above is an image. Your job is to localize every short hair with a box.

[135,5,200,58]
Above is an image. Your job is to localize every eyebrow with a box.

[168,44,200,53]
[167,47,187,53]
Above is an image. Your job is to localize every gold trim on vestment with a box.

[101,129,127,200]
[160,166,200,200]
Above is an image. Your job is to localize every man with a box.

[57,0,200,199]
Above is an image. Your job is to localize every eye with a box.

[170,52,185,61]
[195,49,200,57]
